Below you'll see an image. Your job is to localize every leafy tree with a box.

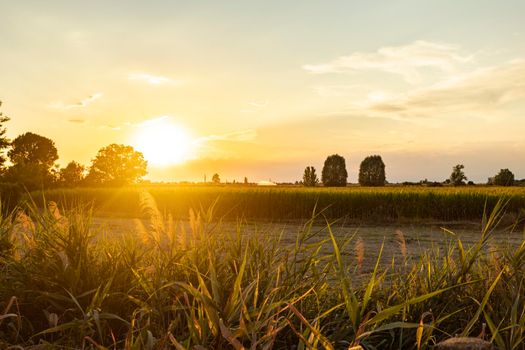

[212,173,220,184]
[449,164,467,186]
[0,102,10,170]
[4,132,59,189]
[8,132,58,168]
[302,166,319,187]
[86,144,147,185]
[59,161,86,187]
[492,168,515,186]
[358,155,386,186]
[321,154,347,187]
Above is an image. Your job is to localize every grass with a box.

[29,185,525,222]
[0,193,524,349]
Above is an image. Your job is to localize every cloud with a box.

[241,100,268,113]
[248,100,268,108]
[128,72,181,85]
[49,93,103,110]
[197,129,257,143]
[134,115,170,127]
[68,119,86,124]
[313,85,361,97]
[303,40,473,83]
[366,59,525,117]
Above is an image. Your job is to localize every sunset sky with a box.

[2,1,524,183]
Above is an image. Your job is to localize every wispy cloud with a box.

[303,40,474,83]
[198,129,257,143]
[313,85,362,97]
[128,72,182,85]
[134,115,170,127]
[241,100,268,113]
[68,118,86,124]
[49,93,103,110]
[365,59,525,117]
[247,100,268,108]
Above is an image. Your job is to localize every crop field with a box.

[0,193,524,349]
[30,185,525,222]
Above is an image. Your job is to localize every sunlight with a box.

[132,117,193,166]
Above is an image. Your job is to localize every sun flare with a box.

[133,117,194,166]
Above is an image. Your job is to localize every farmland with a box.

[0,186,524,349]
[30,185,525,222]
[0,191,524,349]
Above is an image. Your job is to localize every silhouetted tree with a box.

[244,176,248,185]
[8,132,58,169]
[358,155,386,186]
[321,154,347,187]
[449,164,467,186]
[492,168,515,186]
[4,132,59,189]
[302,166,319,187]
[212,173,220,184]
[0,102,10,170]
[59,161,85,187]
[86,144,147,185]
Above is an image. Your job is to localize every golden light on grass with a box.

[132,117,194,166]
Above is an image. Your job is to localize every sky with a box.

[1,0,524,183]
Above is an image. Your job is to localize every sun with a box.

[133,117,194,166]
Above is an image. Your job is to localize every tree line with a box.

[0,102,520,190]
[0,102,147,190]
[303,154,519,187]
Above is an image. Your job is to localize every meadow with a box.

[0,186,524,349]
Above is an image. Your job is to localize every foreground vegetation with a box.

[32,185,525,222]
[1,195,524,349]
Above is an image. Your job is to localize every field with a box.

[0,186,524,349]
[29,185,525,222]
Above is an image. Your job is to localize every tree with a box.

[212,173,220,184]
[358,155,386,186]
[302,166,319,187]
[0,102,10,170]
[244,176,248,185]
[86,144,147,185]
[59,161,85,187]
[449,164,467,186]
[321,154,347,187]
[8,132,58,169]
[492,168,515,186]
[4,132,59,189]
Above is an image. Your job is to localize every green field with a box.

[31,185,525,223]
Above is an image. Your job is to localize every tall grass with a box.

[31,185,525,222]
[0,195,524,349]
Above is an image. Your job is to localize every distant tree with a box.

[321,154,347,187]
[302,166,319,187]
[86,144,147,186]
[449,164,467,186]
[0,102,10,170]
[492,168,515,186]
[59,161,85,187]
[358,155,386,186]
[4,132,59,189]
[244,176,248,185]
[212,173,220,184]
